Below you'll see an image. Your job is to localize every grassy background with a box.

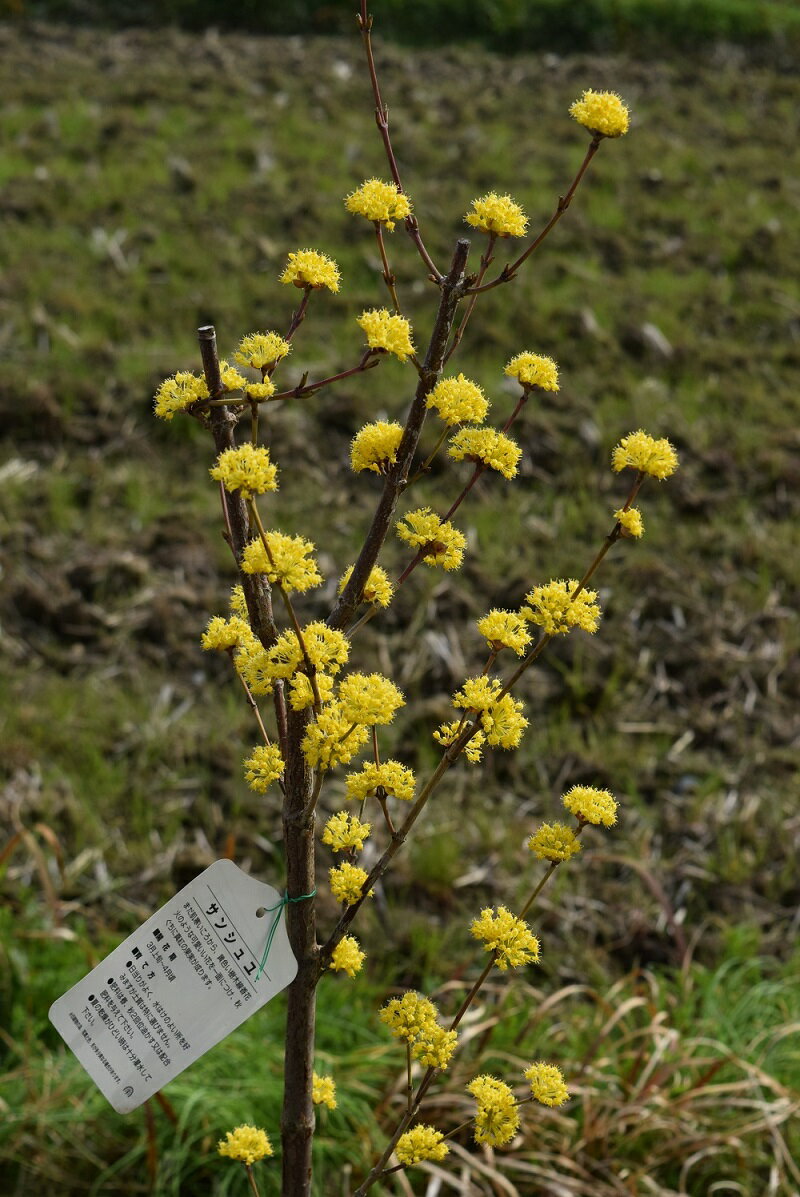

[1,14,799,1197]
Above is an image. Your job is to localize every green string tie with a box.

[255,889,316,981]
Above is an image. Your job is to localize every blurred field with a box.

[1,19,799,1197]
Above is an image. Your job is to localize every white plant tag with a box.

[49,859,298,1113]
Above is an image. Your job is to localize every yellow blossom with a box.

[229,584,248,618]
[338,564,394,608]
[241,531,323,594]
[337,672,404,727]
[330,935,366,977]
[465,192,528,238]
[467,1076,520,1147]
[477,610,531,656]
[210,443,278,500]
[322,810,371,853]
[612,429,678,479]
[245,381,276,400]
[351,421,404,474]
[280,248,340,292]
[395,1125,449,1166]
[201,615,251,652]
[396,507,465,570]
[570,89,629,138]
[433,720,485,764]
[243,743,284,793]
[218,359,249,391]
[481,693,528,749]
[521,579,601,636]
[380,992,437,1042]
[329,861,371,906]
[244,622,349,688]
[504,352,560,392]
[562,784,618,827]
[288,672,335,711]
[411,1023,458,1070]
[312,1072,337,1109]
[525,1061,570,1107]
[218,1124,273,1165]
[471,906,540,971]
[345,760,416,803]
[153,371,209,421]
[528,822,582,862]
[426,373,489,426]
[345,178,412,230]
[233,331,291,371]
[357,309,415,361]
[615,506,644,537]
[453,676,502,712]
[448,427,522,479]
[302,704,369,771]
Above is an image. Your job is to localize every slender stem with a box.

[358,0,442,281]
[443,232,496,364]
[272,353,380,402]
[285,288,312,344]
[226,648,286,795]
[249,500,322,711]
[408,423,450,484]
[374,223,401,312]
[244,1164,262,1197]
[406,1043,413,1115]
[468,135,602,296]
[328,239,470,633]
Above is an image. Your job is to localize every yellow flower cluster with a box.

[351,421,404,474]
[301,704,369,770]
[433,719,485,764]
[233,331,291,371]
[570,89,630,138]
[471,905,540,971]
[396,507,466,571]
[395,1125,449,1166]
[338,672,405,727]
[322,810,371,853]
[525,1061,570,1107]
[153,371,209,421]
[338,564,394,608]
[380,992,458,1070]
[201,615,251,652]
[329,861,370,906]
[615,506,644,537]
[245,381,276,400]
[345,178,412,230]
[312,1072,337,1109]
[467,1075,520,1147]
[521,579,601,636]
[477,610,531,656]
[426,373,489,426]
[465,192,528,238]
[453,677,528,749]
[504,351,560,392]
[280,248,340,292]
[229,585,248,618]
[288,672,335,711]
[448,427,522,479]
[210,443,279,500]
[357,309,415,361]
[237,622,349,693]
[528,822,582,862]
[219,359,249,392]
[243,743,285,793]
[241,531,322,594]
[612,429,679,479]
[218,1124,273,1164]
[562,784,618,827]
[329,935,366,977]
[345,760,416,803]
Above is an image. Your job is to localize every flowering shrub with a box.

[154,4,678,1194]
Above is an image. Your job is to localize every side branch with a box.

[327,239,470,632]
[198,325,278,650]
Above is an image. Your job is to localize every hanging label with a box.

[49,859,297,1113]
